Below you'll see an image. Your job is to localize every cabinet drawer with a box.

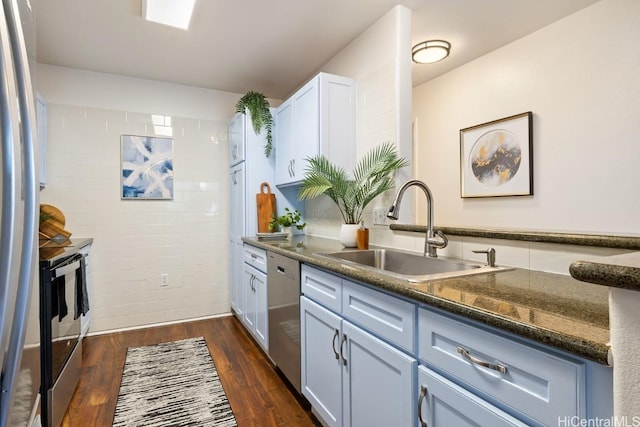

[418,365,527,427]
[301,265,342,313]
[419,308,585,426]
[342,280,416,354]
[244,244,267,273]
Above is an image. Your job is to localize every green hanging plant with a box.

[235,91,274,157]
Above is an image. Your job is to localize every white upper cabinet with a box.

[228,112,246,166]
[274,72,355,187]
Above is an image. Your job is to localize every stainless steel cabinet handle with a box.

[332,329,339,360]
[232,145,237,160]
[417,385,428,427]
[277,266,286,275]
[291,159,296,177]
[340,334,348,366]
[457,346,508,374]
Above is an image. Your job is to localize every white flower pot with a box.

[339,223,360,247]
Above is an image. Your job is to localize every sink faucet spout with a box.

[387,179,448,257]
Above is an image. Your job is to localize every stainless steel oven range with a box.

[39,242,90,427]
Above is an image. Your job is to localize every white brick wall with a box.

[40,104,230,332]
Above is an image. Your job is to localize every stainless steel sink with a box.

[315,248,509,283]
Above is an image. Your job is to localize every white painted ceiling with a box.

[36,0,601,100]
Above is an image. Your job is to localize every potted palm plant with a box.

[235,91,274,157]
[298,142,408,246]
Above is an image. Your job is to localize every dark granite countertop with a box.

[244,235,611,365]
[391,224,640,250]
[570,252,640,290]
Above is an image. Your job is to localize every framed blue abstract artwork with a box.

[121,134,174,200]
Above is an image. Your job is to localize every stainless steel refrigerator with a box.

[1,0,40,425]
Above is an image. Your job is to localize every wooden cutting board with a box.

[40,204,65,226]
[39,204,72,244]
[256,182,276,233]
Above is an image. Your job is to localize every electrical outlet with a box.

[373,207,390,226]
[160,273,169,287]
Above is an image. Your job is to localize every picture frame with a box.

[121,134,174,200]
[460,112,533,198]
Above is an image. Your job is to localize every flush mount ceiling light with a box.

[142,0,196,30]
[412,40,451,64]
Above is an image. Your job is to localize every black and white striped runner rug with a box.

[112,337,237,427]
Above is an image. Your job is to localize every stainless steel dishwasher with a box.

[267,251,301,393]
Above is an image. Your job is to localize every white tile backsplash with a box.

[302,220,626,276]
[40,103,230,333]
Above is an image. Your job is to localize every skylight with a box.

[142,0,196,30]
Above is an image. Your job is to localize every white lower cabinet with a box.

[301,297,416,427]
[242,248,268,352]
[301,296,342,426]
[299,263,612,427]
[418,365,527,427]
[301,264,416,427]
[342,321,416,427]
[229,239,244,320]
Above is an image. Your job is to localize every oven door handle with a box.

[54,260,80,278]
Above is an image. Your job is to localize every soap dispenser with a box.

[357,220,369,250]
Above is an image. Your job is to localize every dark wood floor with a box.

[62,315,320,427]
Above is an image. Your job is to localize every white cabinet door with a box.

[417,365,527,427]
[293,77,319,178]
[229,163,245,239]
[228,112,245,165]
[274,72,355,187]
[343,320,416,427]
[243,265,257,331]
[254,268,268,351]
[301,296,343,427]
[242,263,268,351]
[274,98,294,186]
[229,239,244,318]
[318,73,356,176]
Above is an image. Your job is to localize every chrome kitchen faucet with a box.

[387,179,448,257]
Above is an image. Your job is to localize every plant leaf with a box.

[236,91,274,157]
[298,142,407,224]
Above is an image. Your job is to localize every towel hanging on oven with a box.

[51,253,84,321]
[74,256,89,319]
[51,275,68,321]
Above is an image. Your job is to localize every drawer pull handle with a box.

[332,329,339,360]
[457,346,508,374]
[340,334,348,366]
[277,266,286,275]
[250,253,258,259]
[417,385,428,427]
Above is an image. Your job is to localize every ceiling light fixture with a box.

[142,0,196,30]
[412,40,451,64]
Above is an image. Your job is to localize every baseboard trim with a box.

[84,312,234,337]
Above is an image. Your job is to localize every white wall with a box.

[306,0,634,276]
[305,5,415,237]
[37,65,236,332]
[412,0,640,235]
[37,64,240,121]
